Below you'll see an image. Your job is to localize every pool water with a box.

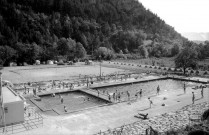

[94,79,201,101]
[31,91,109,114]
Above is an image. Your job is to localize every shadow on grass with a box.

[195,97,203,101]
[149,94,157,98]
[177,93,185,96]
[138,107,150,111]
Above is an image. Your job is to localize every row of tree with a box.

[175,41,209,74]
[0,38,86,66]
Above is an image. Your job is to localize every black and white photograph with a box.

[0,0,209,134]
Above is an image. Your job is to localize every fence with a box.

[0,107,43,135]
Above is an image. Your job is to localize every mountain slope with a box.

[0,0,186,65]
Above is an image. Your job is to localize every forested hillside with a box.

[0,0,187,66]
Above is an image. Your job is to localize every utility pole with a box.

[99,56,101,79]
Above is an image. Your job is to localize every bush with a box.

[154,66,157,69]
[145,65,147,68]
[190,70,194,73]
[196,70,199,74]
[149,66,152,68]
[115,53,127,59]
[204,71,208,75]
[57,61,65,65]
[179,69,183,72]
[164,67,167,70]
[158,67,161,69]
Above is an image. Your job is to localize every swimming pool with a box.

[93,79,202,101]
[30,90,110,115]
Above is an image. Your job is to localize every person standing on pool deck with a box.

[192,92,195,104]
[183,83,186,94]
[108,94,111,101]
[113,93,115,101]
[148,98,153,108]
[156,85,160,95]
[127,91,130,101]
[139,89,142,99]
[64,106,67,112]
[97,89,100,97]
[201,87,204,98]
[118,92,121,102]
[61,96,64,104]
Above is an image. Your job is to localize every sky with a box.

[138,0,209,33]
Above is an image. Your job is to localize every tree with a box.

[57,37,76,60]
[75,42,86,59]
[95,47,114,60]
[171,44,180,56]
[138,46,148,58]
[175,47,198,74]
[0,45,16,66]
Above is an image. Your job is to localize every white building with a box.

[0,72,24,127]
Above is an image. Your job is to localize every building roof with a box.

[2,87,22,103]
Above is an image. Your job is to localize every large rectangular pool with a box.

[93,79,202,101]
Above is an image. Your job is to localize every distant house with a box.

[85,60,93,65]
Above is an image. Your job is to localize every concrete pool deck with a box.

[15,78,209,135]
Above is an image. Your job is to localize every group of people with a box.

[191,85,205,104]
[183,82,205,104]
[51,80,75,90]
[99,88,144,102]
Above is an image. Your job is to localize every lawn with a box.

[1,62,126,84]
[115,57,209,69]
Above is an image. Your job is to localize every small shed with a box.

[85,60,93,65]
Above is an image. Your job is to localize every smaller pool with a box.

[31,91,109,115]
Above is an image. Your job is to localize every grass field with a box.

[1,58,209,84]
[115,57,209,69]
[1,62,126,84]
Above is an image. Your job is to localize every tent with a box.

[35,60,40,65]
[47,60,54,65]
